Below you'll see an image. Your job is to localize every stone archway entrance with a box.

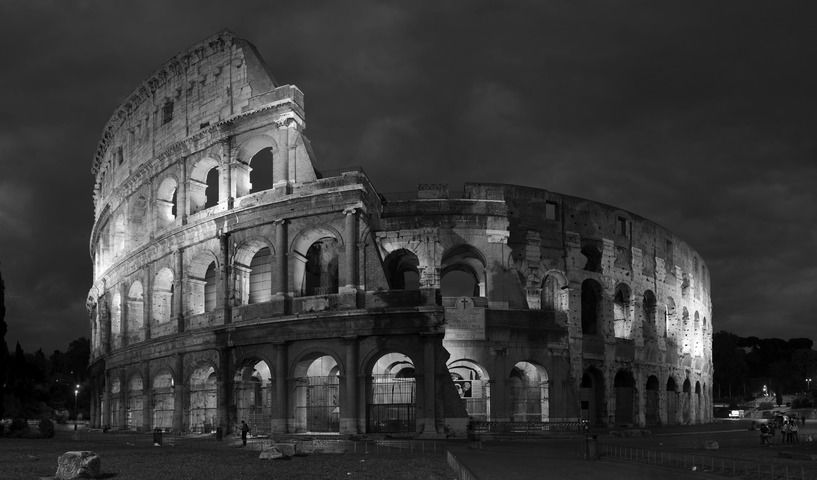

[367,353,416,433]
[580,367,605,426]
[294,355,340,433]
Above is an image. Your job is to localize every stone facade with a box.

[87,31,712,437]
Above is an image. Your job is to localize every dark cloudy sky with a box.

[1,1,816,354]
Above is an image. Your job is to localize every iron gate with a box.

[367,374,415,433]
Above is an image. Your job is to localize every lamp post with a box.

[74,384,80,431]
[807,378,812,392]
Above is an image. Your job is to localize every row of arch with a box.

[95,139,282,276]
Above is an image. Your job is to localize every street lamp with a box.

[74,384,80,431]
[807,378,812,391]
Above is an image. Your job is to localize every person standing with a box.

[240,420,250,447]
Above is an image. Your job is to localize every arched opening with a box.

[234,360,272,435]
[249,248,272,304]
[112,213,126,258]
[189,158,220,214]
[580,367,605,426]
[128,194,148,247]
[111,291,122,349]
[614,370,635,426]
[695,381,702,424]
[204,167,220,209]
[666,377,679,425]
[188,365,217,433]
[249,147,274,193]
[304,238,339,295]
[580,242,602,272]
[613,283,632,339]
[509,362,549,422]
[681,307,690,353]
[581,279,602,335]
[293,355,340,433]
[156,177,178,227]
[152,371,175,431]
[441,245,486,298]
[126,281,145,344]
[682,378,692,424]
[645,375,660,426]
[665,297,676,340]
[541,274,566,312]
[693,311,702,357]
[383,249,420,290]
[367,353,416,433]
[204,262,217,312]
[110,377,122,429]
[152,268,174,325]
[126,374,144,431]
[643,290,657,340]
[448,359,491,421]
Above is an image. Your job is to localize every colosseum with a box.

[86,31,712,438]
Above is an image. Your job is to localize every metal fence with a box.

[447,450,480,480]
[600,443,817,480]
[470,421,583,435]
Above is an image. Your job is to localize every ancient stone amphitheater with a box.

[86,31,712,437]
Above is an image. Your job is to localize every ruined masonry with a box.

[86,31,712,438]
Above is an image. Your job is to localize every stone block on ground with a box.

[56,451,101,480]
[294,441,316,455]
[272,443,295,457]
[259,447,284,460]
[703,440,719,450]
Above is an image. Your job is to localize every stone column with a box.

[118,370,127,430]
[120,282,129,347]
[175,248,185,333]
[490,347,508,422]
[343,208,359,291]
[341,337,359,434]
[143,363,152,431]
[273,123,290,190]
[220,233,232,324]
[102,370,111,429]
[272,343,288,434]
[178,159,188,224]
[273,220,288,296]
[173,354,185,432]
[418,335,437,437]
[144,266,152,340]
[217,348,232,434]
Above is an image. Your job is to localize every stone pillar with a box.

[418,336,437,437]
[144,266,152,340]
[220,233,232,324]
[178,159,188,224]
[173,354,185,432]
[341,337,359,434]
[490,348,509,422]
[120,283,129,347]
[175,249,185,333]
[142,364,152,431]
[272,343,288,434]
[273,220,288,296]
[343,208,359,291]
[102,370,111,429]
[217,348,232,434]
[273,123,290,190]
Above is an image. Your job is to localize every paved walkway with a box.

[449,440,725,480]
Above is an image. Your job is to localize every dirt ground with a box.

[0,430,451,480]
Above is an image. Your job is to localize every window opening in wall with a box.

[204,167,219,209]
[581,279,601,335]
[384,249,420,290]
[248,247,272,304]
[613,284,632,339]
[545,201,558,221]
[204,262,217,312]
[617,217,627,236]
[171,188,178,218]
[116,146,124,166]
[249,147,274,193]
[681,273,690,296]
[304,238,339,295]
[162,101,174,125]
[580,242,602,272]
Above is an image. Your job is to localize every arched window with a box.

[156,177,178,227]
[127,281,145,344]
[152,268,174,324]
[188,253,217,315]
[112,213,126,258]
[189,158,220,214]
[249,247,272,304]
[441,245,486,298]
[305,238,340,296]
[643,290,657,340]
[665,297,676,339]
[682,307,690,353]
[580,242,602,272]
[111,291,122,348]
[613,283,632,339]
[581,279,602,335]
[541,274,566,312]
[383,249,420,290]
[509,362,549,422]
[152,371,175,430]
[128,194,148,247]
[249,147,274,193]
[204,262,217,312]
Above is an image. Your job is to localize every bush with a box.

[38,418,55,438]
[9,418,28,433]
